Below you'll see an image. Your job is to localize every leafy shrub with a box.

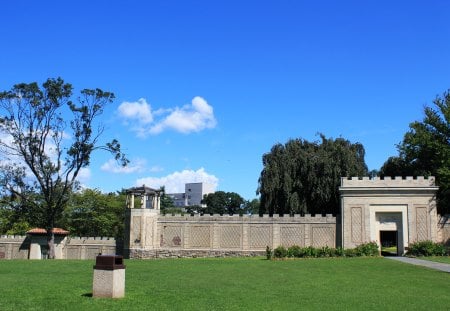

[287,245,302,258]
[335,247,345,257]
[344,248,357,257]
[318,246,333,257]
[273,246,288,258]
[407,241,448,256]
[267,243,381,260]
[354,242,379,257]
[266,246,272,260]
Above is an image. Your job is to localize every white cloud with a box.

[76,167,91,183]
[117,98,153,125]
[135,168,218,193]
[100,158,146,174]
[117,96,217,136]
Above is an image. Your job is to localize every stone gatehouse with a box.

[125,177,449,259]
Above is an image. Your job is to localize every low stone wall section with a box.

[0,235,29,259]
[130,249,265,259]
[0,236,117,259]
[65,237,117,259]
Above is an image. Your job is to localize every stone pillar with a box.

[29,243,41,259]
[130,195,135,209]
[141,195,146,209]
[93,255,126,298]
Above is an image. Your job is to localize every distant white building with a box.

[167,182,215,207]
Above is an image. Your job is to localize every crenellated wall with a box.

[340,176,439,255]
[0,235,30,259]
[0,235,117,260]
[125,212,338,259]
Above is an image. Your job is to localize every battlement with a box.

[341,176,436,188]
[157,213,336,223]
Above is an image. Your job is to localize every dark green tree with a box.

[380,90,450,214]
[201,191,245,215]
[257,134,368,215]
[0,78,128,258]
[159,186,175,210]
[242,198,260,215]
[63,189,125,238]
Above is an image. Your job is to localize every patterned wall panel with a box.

[311,226,334,248]
[145,217,153,247]
[351,207,362,243]
[416,207,428,241]
[190,226,211,248]
[132,216,141,244]
[87,247,101,259]
[161,225,182,247]
[66,247,80,259]
[249,225,271,249]
[280,225,304,247]
[11,245,27,259]
[219,225,242,249]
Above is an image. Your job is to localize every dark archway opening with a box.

[380,230,398,256]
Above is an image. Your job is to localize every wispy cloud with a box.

[135,168,218,193]
[100,158,147,174]
[117,96,217,136]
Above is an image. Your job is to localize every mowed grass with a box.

[0,257,449,311]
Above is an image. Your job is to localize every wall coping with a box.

[159,214,335,219]
[340,176,436,187]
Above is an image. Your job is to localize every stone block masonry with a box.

[125,212,338,259]
[0,235,117,260]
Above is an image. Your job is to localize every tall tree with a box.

[380,90,450,213]
[0,78,127,258]
[257,134,368,215]
[201,191,245,215]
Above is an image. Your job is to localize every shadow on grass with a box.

[381,251,397,257]
[82,293,93,298]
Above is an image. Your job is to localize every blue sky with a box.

[1,1,450,200]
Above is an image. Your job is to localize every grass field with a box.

[0,257,449,310]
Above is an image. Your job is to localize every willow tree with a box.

[0,78,127,258]
[257,134,368,215]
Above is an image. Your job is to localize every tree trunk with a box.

[47,230,56,259]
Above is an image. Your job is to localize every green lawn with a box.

[0,257,449,310]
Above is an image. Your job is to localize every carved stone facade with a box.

[340,176,439,255]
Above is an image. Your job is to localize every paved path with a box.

[385,256,450,273]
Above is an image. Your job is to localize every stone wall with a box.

[438,215,450,246]
[125,212,338,259]
[340,176,439,255]
[0,235,117,260]
[65,237,117,259]
[0,235,30,259]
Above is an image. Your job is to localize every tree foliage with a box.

[257,134,368,215]
[380,90,450,213]
[62,189,125,238]
[201,191,245,215]
[0,78,128,257]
